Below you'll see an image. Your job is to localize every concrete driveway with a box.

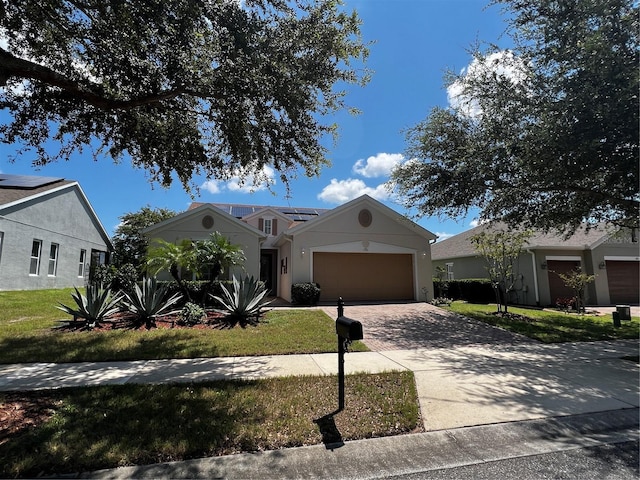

[320,301,537,351]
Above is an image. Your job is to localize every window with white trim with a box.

[30,239,42,275]
[263,218,272,235]
[48,243,59,276]
[78,249,87,277]
[446,262,454,281]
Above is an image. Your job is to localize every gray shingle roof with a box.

[431,221,613,260]
[189,202,329,222]
[0,174,73,208]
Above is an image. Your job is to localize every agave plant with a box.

[211,275,272,322]
[57,283,123,329]
[122,276,183,328]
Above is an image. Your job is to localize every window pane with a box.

[48,244,59,276]
[78,249,86,277]
[30,240,42,275]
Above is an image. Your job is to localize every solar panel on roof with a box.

[0,174,63,189]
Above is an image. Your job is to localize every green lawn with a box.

[446,301,640,343]
[0,372,421,478]
[0,289,368,363]
[0,289,417,477]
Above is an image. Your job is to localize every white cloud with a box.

[448,50,528,118]
[200,165,275,195]
[353,153,404,178]
[317,178,391,204]
[469,218,490,228]
[201,180,221,194]
[434,231,455,241]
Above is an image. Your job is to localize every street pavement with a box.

[0,302,638,478]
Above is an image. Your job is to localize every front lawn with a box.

[446,301,640,343]
[0,289,368,363]
[0,371,422,478]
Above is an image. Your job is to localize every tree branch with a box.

[0,48,194,110]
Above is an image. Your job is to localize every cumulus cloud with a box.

[201,179,222,194]
[353,153,404,178]
[317,178,391,204]
[448,50,528,118]
[469,218,490,228]
[200,165,275,195]
[434,231,455,241]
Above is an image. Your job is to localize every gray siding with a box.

[0,187,109,290]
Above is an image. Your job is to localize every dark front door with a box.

[260,250,277,296]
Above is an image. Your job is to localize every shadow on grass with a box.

[0,331,223,364]
[0,381,266,478]
[313,409,345,450]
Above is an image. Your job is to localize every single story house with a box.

[432,222,640,306]
[0,173,112,290]
[144,194,437,303]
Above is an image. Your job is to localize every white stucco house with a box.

[432,222,640,306]
[0,174,111,290]
[144,195,437,303]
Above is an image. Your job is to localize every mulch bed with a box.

[0,392,59,447]
[55,310,263,332]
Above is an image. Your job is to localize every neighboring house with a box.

[432,222,640,307]
[144,195,437,303]
[0,174,111,291]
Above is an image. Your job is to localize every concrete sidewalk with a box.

[1,339,638,478]
[1,339,638,432]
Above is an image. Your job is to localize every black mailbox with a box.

[336,316,363,341]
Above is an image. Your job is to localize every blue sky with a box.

[0,0,509,239]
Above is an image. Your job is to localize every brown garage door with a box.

[547,260,580,304]
[313,252,414,302]
[606,261,639,304]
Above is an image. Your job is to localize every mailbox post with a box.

[336,297,363,411]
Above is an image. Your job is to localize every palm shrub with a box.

[57,284,123,329]
[122,277,183,328]
[211,275,272,323]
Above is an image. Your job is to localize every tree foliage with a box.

[197,232,247,281]
[0,0,369,191]
[111,206,177,270]
[391,0,638,234]
[470,227,532,313]
[556,267,596,313]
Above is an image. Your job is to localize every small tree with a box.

[556,268,596,314]
[470,227,532,314]
[145,239,198,300]
[197,232,246,282]
[111,206,177,274]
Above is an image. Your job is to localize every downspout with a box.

[526,249,540,306]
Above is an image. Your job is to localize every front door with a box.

[260,250,277,296]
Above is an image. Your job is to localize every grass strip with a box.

[0,371,421,478]
[446,302,640,343]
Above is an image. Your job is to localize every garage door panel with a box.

[313,252,413,302]
[606,261,639,304]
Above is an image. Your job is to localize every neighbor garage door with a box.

[606,260,640,304]
[313,252,414,302]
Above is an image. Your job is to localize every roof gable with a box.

[188,202,329,223]
[144,203,266,238]
[241,206,291,224]
[285,195,437,240]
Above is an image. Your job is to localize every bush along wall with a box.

[291,282,321,306]
[433,279,495,304]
